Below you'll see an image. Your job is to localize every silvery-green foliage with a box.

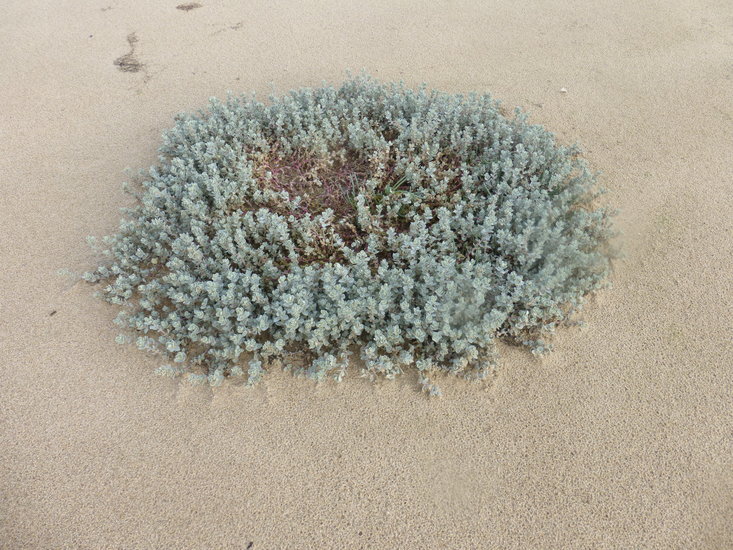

[85,74,615,393]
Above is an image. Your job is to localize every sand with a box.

[1,0,732,548]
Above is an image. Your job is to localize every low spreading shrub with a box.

[84,75,615,394]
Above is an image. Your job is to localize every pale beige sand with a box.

[1,0,732,548]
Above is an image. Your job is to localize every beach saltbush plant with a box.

[84,75,615,394]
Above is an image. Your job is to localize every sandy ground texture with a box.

[2,0,732,548]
